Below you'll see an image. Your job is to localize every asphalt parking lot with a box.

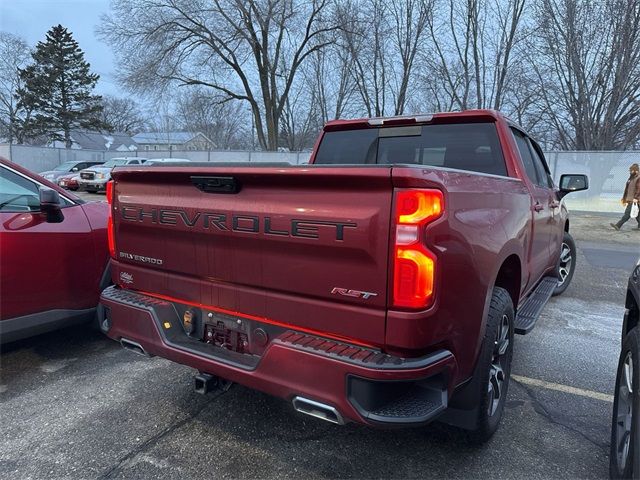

[1,206,638,479]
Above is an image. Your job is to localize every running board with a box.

[514,276,557,335]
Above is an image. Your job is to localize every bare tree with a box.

[423,0,526,111]
[0,32,30,143]
[175,88,249,149]
[534,0,640,150]
[339,0,432,117]
[309,44,359,123]
[101,95,149,134]
[99,0,339,151]
[339,0,390,117]
[389,0,433,114]
[279,82,323,150]
[489,0,527,110]
[530,0,640,194]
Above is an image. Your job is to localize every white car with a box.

[78,157,147,193]
[142,158,192,165]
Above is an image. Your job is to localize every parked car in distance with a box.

[78,157,147,193]
[610,258,640,479]
[143,158,192,166]
[0,158,110,344]
[58,172,80,191]
[100,109,588,443]
[40,160,104,183]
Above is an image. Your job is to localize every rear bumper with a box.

[99,286,458,426]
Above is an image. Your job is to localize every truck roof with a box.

[323,109,509,131]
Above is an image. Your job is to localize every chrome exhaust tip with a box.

[292,396,345,425]
[120,338,151,357]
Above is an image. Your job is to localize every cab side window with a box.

[511,128,539,185]
[0,167,41,212]
[528,140,554,189]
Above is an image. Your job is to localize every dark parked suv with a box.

[40,161,104,183]
[611,259,640,478]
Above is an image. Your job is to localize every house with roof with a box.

[132,132,215,151]
[50,130,138,151]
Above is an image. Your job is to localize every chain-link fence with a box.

[2,143,638,213]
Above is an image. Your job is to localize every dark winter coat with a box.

[623,173,640,203]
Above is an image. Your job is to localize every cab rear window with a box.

[314,123,507,176]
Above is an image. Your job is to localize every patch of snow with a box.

[40,358,78,373]
[103,135,114,150]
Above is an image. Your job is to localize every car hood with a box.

[40,170,66,178]
[84,166,113,173]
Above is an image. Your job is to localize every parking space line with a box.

[512,374,614,403]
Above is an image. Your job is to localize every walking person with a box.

[611,163,640,231]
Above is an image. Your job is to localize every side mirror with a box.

[558,174,589,199]
[71,167,78,172]
[39,187,63,223]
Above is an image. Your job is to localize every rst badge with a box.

[331,287,378,300]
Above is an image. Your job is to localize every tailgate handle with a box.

[190,176,240,194]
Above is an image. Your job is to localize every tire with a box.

[462,287,514,444]
[92,262,112,331]
[553,232,576,296]
[610,327,640,479]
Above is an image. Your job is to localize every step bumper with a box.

[99,286,458,426]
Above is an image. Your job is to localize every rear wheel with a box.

[463,287,514,443]
[610,327,640,479]
[553,232,576,296]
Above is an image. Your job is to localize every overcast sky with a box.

[0,0,118,95]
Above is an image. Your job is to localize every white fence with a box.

[548,151,640,213]
[0,144,311,172]
[1,143,638,214]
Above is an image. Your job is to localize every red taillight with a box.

[106,180,115,259]
[396,190,443,224]
[106,179,113,204]
[393,189,443,309]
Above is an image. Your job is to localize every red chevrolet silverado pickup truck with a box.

[99,110,587,442]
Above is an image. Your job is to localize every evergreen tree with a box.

[17,25,105,148]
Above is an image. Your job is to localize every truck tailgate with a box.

[110,166,393,346]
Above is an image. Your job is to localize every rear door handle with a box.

[533,203,544,212]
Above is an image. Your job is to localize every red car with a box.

[101,110,587,441]
[57,172,80,191]
[0,158,110,343]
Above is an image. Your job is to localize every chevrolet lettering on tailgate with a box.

[119,206,357,240]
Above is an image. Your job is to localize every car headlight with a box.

[96,173,105,179]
